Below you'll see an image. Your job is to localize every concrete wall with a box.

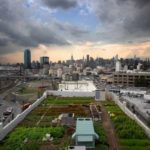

[106,91,150,138]
[46,90,95,97]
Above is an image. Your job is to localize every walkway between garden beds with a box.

[36,105,52,126]
[36,97,58,126]
[100,104,120,150]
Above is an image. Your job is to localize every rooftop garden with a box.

[0,96,108,150]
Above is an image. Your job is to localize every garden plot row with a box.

[103,101,150,150]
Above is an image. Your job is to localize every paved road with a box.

[0,83,22,126]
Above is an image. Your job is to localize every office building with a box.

[40,56,49,66]
[113,72,150,87]
[86,54,90,63]
[24,49,31,69]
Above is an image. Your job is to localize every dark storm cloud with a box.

[0,37,10,46]
[1,0,150,57]
[0,0,70,54]
[124,1,150,32]
[55,22,89,38]
[42,0,77,10]
[29,23,69,46]
[132,0,150,8]
[88,0,150,43]
[117,0,150,8]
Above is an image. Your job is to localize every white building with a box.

[115,61,122,72]
[137,63,142,71]
[58,80,96,92]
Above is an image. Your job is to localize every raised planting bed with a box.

[33,105,89,116]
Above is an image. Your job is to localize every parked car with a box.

[3,107,13,116]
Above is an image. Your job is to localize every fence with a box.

[106,91,150,138]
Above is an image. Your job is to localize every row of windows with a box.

[114,75,150,78]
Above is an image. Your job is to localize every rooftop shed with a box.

[72,118,99,148]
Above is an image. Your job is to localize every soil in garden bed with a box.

[32,105,90,117]
[39,143,59,150]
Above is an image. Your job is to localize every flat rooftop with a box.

[123,96,150,120]
[59,80,96,92]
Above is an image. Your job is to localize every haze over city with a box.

[0,0,150,63]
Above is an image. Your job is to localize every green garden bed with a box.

[103,101,150,150]
[43,96,94,105]
[94,122,108,150]
[0,127,64,150]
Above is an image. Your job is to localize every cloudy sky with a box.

[0,0,150,63]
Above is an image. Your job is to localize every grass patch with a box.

[120,139,150,146]
[44,96,94,105]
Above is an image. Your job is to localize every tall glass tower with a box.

[24,49,31,69]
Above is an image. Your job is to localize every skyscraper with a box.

[71,54,74,61]
[87,54,89,62]
[40,56,49,66]
[24,49,31,69]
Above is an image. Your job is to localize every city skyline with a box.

[0,0,150,63]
